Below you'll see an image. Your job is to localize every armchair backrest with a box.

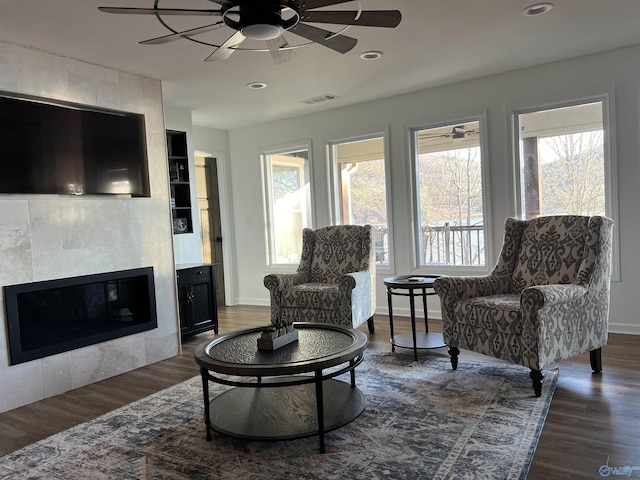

[297,225,374,283]
[498,215,613,294]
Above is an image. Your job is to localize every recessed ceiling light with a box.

[522,3,553,16]
[360,51,383,61]
[246,82,267,89]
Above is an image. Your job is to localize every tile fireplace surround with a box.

[0,41,180,413]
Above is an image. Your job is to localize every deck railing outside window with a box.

[371,223,484,266]
[422,223,484,266]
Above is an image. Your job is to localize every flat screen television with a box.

[0,92,150,196]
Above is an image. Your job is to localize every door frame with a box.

[195,150,236,306]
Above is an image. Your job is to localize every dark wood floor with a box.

[1,305,638,479]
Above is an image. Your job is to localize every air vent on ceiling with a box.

[300,94,338,105]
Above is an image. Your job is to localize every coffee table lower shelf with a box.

[391,332,447,350]
[391,332,447,352]
[209,378,365,440]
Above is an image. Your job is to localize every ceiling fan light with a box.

[241,23,283,41]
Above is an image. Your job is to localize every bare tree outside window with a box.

[330,135,390,265]
[413,120,486,266]
[538,132,605,216]
[518,102,606,219]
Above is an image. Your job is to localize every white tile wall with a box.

[0,41,180,413]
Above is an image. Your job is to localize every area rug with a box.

[0,352,557,480]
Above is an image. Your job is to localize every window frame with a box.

[510,92,620,281]
[326,127,394,271]
[260,141,314,269]
[408,112,492,274]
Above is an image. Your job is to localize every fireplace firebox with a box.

[4,267,157,365]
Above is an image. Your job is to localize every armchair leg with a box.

[529,369,544,397]
[590,348,602,373]
[448,346,460,371]
[367,317,375,333]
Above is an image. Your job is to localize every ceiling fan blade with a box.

[301,10,402,28]
[289,23,357,54]
[266,37,297,65]
[204,31,246,61]
[140,22,224,45]
[292,0,353,10]
[98,7,222,16]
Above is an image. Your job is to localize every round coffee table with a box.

[194,322,368,453]
[383,275,447,360]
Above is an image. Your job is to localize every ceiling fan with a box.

[99,0,402,64]
[421,125,480,141]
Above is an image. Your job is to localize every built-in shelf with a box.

[167,130,193,234]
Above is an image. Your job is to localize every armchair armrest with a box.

[519,283,590,347]
[264,272,309,293]
[338,270,374,323]
[264,272,309,321]
[433,274,510,305]
[521,283,588,309]
[337,270,370,293]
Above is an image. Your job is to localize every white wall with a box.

[224,44,640,335]
[0,42,180,412]
[192,124,237,306]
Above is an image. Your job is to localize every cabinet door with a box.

[191,277,215,331]
[176,265,218,338]
[176,282,191,335]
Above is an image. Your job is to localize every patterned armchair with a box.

[433,215,614,396]
[264,225,376,332]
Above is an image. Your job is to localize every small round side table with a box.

[383,275,447,361]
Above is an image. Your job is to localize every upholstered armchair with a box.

[433,215,614,396]
[264,224,376,332]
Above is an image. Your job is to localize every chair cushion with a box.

[453,294,523,334]
[511,216,588,293]
[281,283,341,310]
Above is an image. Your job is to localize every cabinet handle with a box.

[197,270,203,275]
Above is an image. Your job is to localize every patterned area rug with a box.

[0,352,557,480]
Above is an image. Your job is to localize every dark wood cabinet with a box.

[176,264,218,338]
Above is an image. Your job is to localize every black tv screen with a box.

[0,92,150,196]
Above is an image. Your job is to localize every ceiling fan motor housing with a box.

[226,1,297,40]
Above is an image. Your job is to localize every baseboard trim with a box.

[609,322,640,335]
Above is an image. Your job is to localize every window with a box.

[328,133,390,265]
[411,119,486,267]
[261,146,312,265]
[515,101,607,219]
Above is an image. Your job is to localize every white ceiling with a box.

[1,0,640,130]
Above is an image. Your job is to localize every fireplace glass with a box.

[4,267,157,365]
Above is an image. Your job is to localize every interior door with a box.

[195,156,225,307]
